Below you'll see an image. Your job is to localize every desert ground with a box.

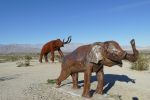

[0,59,150,100]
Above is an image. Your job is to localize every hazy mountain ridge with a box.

[0,43,83,54]
[0,44,41,54]
[0,43,149,54]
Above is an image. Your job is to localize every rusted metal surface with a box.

[56,39,139,98]
[39,36,71,63]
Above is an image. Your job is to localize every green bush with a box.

[131,53,149,71]
[47,79,56,84]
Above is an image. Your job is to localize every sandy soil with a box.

[0,60,150,100]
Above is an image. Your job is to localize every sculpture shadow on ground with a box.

[78,74,135,96]
[0,74,20,82]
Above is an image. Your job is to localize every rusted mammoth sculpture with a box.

[56,39,139,97]
[39,36,71,63]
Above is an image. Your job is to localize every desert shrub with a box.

[6,56,19,61]
[16,55,32,67]
[16,60,24,67]
[54,55,62,62]
[54,55,59,61]
[47,79,56,84]
[0,55,19,62]
[0,59,5,63]
[131,53,149,71]
[109,94,122,100]
[24,55,32,66]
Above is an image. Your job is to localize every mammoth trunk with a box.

[125,40,139,62]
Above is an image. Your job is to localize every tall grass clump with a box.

[131,53,149,71]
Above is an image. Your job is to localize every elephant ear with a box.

[87,44,103,64]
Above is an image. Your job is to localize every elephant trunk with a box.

[125,39,139,62]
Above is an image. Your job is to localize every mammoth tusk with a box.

[67,36,72,43]
[63,36,72,44]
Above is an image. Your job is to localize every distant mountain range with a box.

[0,43,83,54]
[0,43,150,54]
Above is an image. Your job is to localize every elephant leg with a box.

[71,73,80,89]
[50,51,54,63]
[56,68,71,88]
[44,53,48,63]
[95,68,104,94]
[82,65,92,98]
[39,53,43,63]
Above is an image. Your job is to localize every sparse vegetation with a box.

[16,55,32,67]
[24,55,32,66]
[0,55,19,62]
[47,79,56,84]
[0,53,39,63]
[16,60,24,67]
[131,53,150,71]
[109,94,122,100]
[54,55,60,61]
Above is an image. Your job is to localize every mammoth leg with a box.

[50,51,54,63]
[58,49,64,62]
[58,49,64,57]
[39,53,43,63]
[44,53,48,62]
[71,73,80,89]
[95,67,104,94]
[82,65,92,98]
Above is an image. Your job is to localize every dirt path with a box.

[0,61,150,100]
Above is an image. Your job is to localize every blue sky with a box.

[0,0,150,46]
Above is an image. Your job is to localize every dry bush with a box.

[24,55,32,66]
[0,55,19,62]
[131,53,149,71]
[16,55,32,67]
[109,94,122,100]
[16,60,24,67]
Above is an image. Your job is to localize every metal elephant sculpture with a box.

[39,36,71,63]
[56,39,139,98]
